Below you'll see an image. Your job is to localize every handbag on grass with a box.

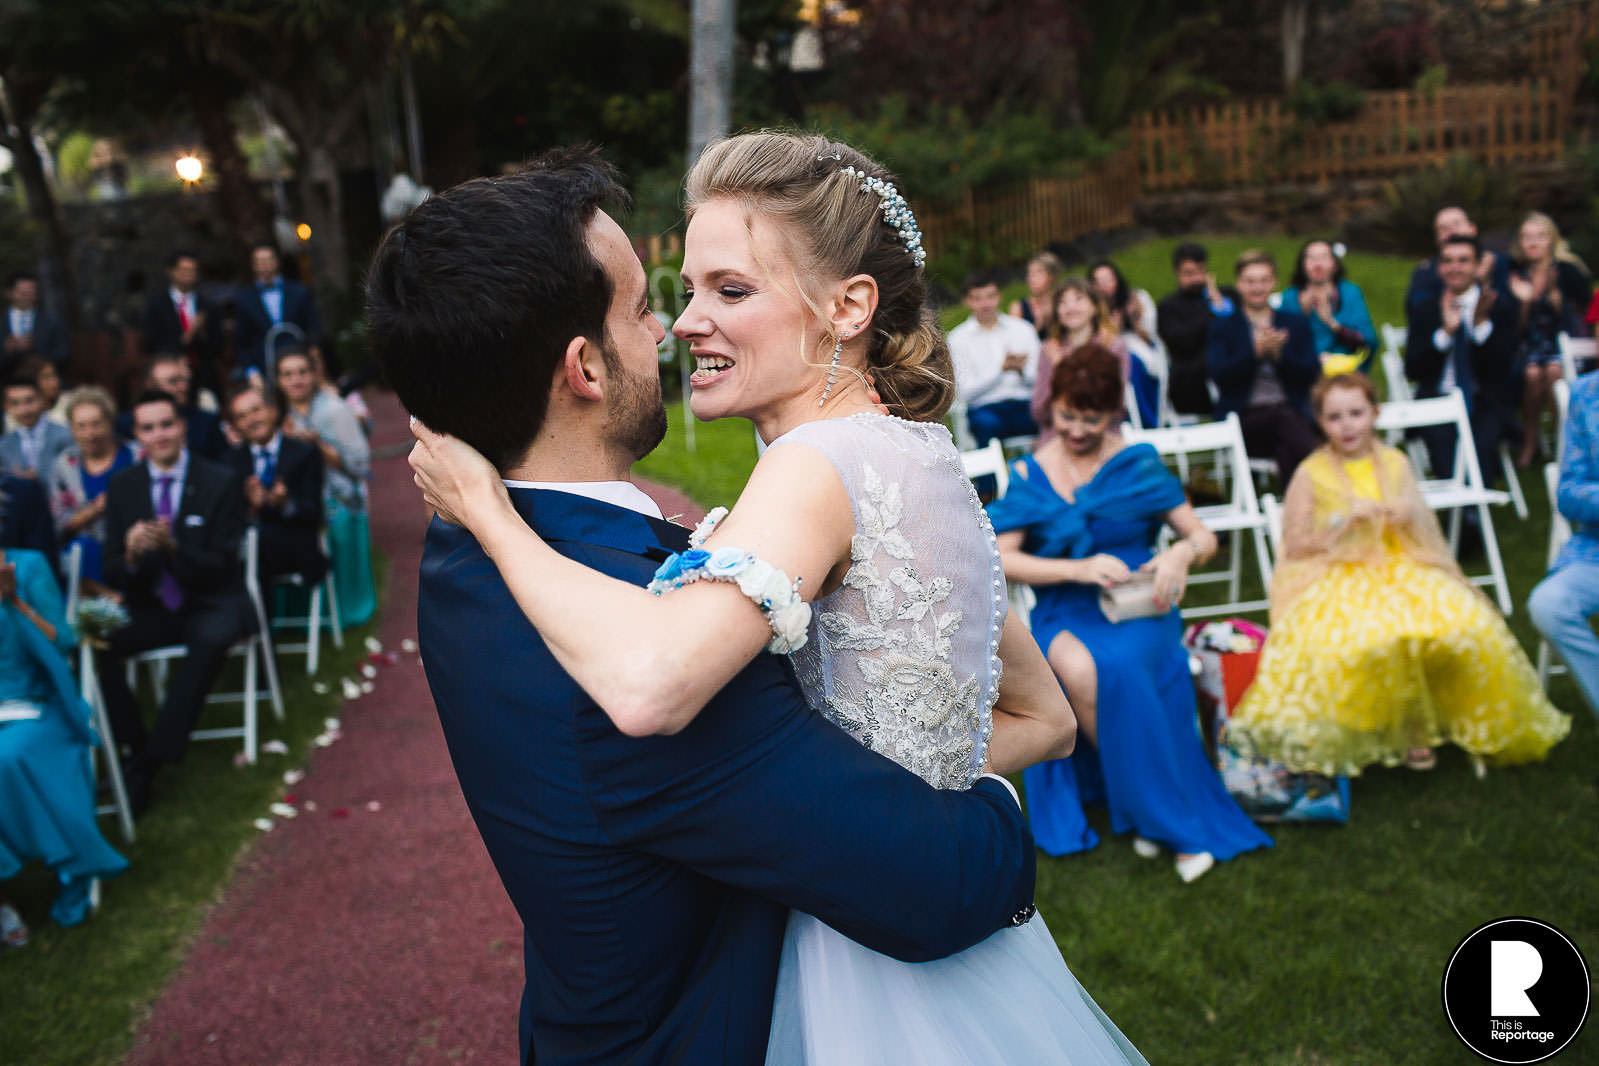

[1099,572,1166,623]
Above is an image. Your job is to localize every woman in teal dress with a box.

[0,546,127,934]
[276,349,376,627]
[989,344,1270,882]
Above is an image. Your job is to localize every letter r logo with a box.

[1491,940,1543,1016]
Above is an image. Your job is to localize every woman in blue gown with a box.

[989,344,1270,882]
[0,547,127,933]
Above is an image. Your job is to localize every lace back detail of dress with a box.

[770,414,1006,790]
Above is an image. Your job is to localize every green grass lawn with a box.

[643,235,1598,1063]
[0,564,387,1066]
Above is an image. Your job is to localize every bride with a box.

[409,131,1147,1066]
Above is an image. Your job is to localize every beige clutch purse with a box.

[1099,572,1166,623]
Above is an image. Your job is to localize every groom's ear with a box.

[560,335,606,404]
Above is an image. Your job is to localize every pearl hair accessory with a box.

[817,153,926,268]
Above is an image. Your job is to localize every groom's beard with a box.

[606,358,669,463]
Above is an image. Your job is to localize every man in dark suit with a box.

[233,243,323,379]
[1405,233,1521,488]
[98,389,255,812]
[1404,204,1513,317]
[143,250,223,397]
[0,271,69,375]
[1157,242,1234,417]
[222,382,326,583]
[114,352,228,460]
[367,150,1037,1066]
[1206,249,1321,479]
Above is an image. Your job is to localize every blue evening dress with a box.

[0,549,127,924]
[987,445,1272,860]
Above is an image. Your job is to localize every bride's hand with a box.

[409,417,509,530]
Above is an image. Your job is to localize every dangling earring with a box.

[820,333,843,406]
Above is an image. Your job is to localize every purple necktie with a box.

[154,475,184,611]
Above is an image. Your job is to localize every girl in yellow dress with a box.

[1230,373,1569,775]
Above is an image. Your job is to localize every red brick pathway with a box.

[125,391,702,1065]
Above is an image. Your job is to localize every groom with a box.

[367,149,1037,1066]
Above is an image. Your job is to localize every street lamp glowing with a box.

[175,155,203,183]
[295,223,312,241]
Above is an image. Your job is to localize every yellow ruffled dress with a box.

[1231,447,1569,776]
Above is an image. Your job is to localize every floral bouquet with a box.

[76,597,131,645]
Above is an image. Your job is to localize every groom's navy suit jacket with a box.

[419,488,1036,1066]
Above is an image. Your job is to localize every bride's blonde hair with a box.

[685,131,954,423]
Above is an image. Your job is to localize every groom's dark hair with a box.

[366,146,630,469]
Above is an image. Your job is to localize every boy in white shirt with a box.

[947,272,1040,447]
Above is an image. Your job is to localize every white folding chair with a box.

[122,528,284,765]
[1559,333,1597,382]
[1381,335,1526,519]
[1124,413,1273,618]
[60,543,136,843]
[1536,462,1572,687]
[1260,493,1285,560]
[1375,390,1514,613]
[268,530,343,675]
[959,440,1035,627]
[948,398,978,451]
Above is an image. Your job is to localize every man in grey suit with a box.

[1,374,72,480]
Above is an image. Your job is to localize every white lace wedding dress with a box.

[760,413,1148,1066]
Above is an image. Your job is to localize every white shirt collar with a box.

[253,432,282,458]
[500,479,664,520]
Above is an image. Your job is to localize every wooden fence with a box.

[914,149,1140,263]
[1132,79,1572,191]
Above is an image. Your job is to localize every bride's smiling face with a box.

[674,198,830,426]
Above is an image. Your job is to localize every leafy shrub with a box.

[1365,154,1526,257]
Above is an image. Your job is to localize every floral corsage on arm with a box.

[645,506,812,654]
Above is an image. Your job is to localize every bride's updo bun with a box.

[685,132,955,423]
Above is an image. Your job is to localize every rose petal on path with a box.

[364,636,383,653]
[269,802,298,819]
[253,818,274,831]
[263,740,290,756]
[361,664,378,679]
[283,770,305,786]
[365,800,382,812]
[400,638,418,653]
[331,807,350,818]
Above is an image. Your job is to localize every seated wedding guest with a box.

[1404,234,1519,488]
[275,348,373,626]
[1007,251,1064,339]
[949,271,1040,447]
[0,467,56,560]
[1,272,69,374]
[235,243,323,379]
[3,357,68,431]
[1509,212,1592,469]
[1277,239,1377,374]
[1157,242,1232,418]
[1406,205,1512,316]
[1032,277,1127,444]
[98,389,254,814]
[1230,373,1568,773]
[48,386,136,593]
[115,352,227,459]
[143,250,224,400]
[1206,249,1319,478]
[1091,259,1164,426]
[0,545,128,932]
[1529,370,1599,721]
[1,374,73,480]
[222,383,326,584]
[992,345,1270,881]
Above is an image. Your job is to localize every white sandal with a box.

[0,903,29,947]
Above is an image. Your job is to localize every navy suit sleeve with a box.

[1278,313,1319,391]
[1476,292,1520,389]
[1405,303,1447,386]
[576,651,1036,964]
[554,533,1036,964]
[103,475,147,594]
[1205,314,1253,394]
